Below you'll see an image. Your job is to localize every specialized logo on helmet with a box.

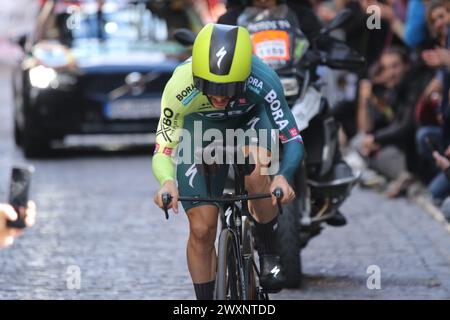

[216,46,227,70]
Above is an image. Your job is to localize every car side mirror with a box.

[173,28,196,47]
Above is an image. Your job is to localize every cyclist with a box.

[218,0,349,227]
[152,23,304,300]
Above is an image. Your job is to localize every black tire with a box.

[242,217,258,300]
[277,200,302,288]
[215,229,241,300]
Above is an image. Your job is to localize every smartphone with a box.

[6,166,34,229]
[425,137,440,153]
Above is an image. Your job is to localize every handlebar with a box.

[161,193,172,220]
[273,188,284,217]
[299,40,365,72]
[161,187,284,220]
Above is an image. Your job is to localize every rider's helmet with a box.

[192,23,252,97]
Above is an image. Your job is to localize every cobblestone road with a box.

[0,66,449,300]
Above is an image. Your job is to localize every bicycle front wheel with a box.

[215,229,242,300]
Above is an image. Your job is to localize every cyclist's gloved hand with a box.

[270,175,295,206]
[154,180,179,214]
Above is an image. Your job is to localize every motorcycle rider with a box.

[218,0,348,226]
[219,0,323,44]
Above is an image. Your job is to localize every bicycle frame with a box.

[162,159,282,300]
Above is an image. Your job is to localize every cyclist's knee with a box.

[187,206,218,245]
[189,223,217,246]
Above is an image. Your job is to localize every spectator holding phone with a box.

[0,201,36,248]
[1,165,37,249]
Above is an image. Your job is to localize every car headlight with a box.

[29,65,57,89]
[29,66,77,89]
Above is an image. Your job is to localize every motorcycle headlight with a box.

[29,65,57,89]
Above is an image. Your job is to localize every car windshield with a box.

[41,1,199,47]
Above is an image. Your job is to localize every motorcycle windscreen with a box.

[237,4,309,70]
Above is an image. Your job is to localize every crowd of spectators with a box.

[221,0,449,218]
[315,0,449,217]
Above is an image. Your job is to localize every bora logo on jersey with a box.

[176,84,200,106]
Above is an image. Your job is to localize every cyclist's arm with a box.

[256,62,305,182]
[265,90,305,182]
[152,83,185,186]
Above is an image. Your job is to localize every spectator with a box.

[355,47,434,197]
[370,0,429,49]
[425,0,449,47]
[404,0,429,49]
[415,0,450,201]
[428,148,450,202]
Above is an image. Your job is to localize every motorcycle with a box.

[172,7,365,288]
[236,6,365,287]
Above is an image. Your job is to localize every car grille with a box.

[81,73,171,98]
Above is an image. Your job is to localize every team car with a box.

[12,0,202,157]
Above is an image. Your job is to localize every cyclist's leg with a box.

[239,107,285,290]
[176,115,230,299]
[239,106,278,224]
[186,205,219,299]
[244,145,277,222]
[243,146,279,257]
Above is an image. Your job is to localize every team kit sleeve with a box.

[254,60,305,182]
[152,77,186,186]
